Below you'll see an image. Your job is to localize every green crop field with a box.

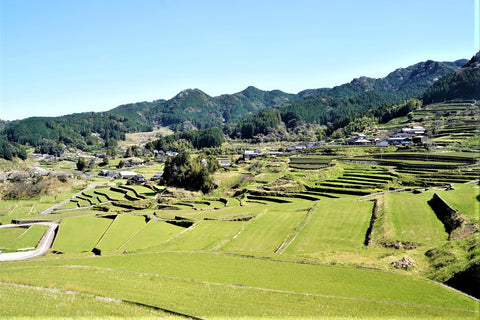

[0,252,477,319]
[95,214,147,255]
[435,184,480,223]
[2,225,48,251]
[221,203,311,253]
[52,214,113,253]
[0,227,27,249]
[118,220,185,252]
[285,199,373,256]
[374,192,449,245]
[145,220,246,252]
[0,282,179,319]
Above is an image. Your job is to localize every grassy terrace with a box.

[372,192,448,246]
[52,214,113,253]
[0,252,477,319]
[285,198,373,255]
[1,225,48,252]
[1,144,479,318]
[95,214,147,255]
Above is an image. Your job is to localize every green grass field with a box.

[2,225,48,251]
[117,220,185,252]
[221,204,311,253]
[0,282,179,319]
[0,227,28,250]
[95,214,147,255]
[374,192,449,245]
[52,214,113,253]
[0,252,477,319]
[285,198,373,255]
[145,220,246,252]
[436,184,480,223]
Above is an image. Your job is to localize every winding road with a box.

[0,222,58,262]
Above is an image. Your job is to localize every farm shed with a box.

[128,175,147,185]
[116,171,137,179]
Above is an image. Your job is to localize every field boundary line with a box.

[215,209,267,251]
[0,281,206,320]
[275,203,318,254]
[93,216,117,252]
[39,183,98,215]
[112,218,150,254]
[30,265,479,314]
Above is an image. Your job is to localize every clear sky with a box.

[1,0,478,121]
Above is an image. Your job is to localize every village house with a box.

[401,126,425,135]
[149,173,163,181]
[128,174,146,185]
[115,171,137,179]
[98,170,117,177]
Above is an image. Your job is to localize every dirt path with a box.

[39,183,98,215]
[0,222,58,261]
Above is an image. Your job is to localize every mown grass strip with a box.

[0,282,181,319]
[0,227,27,249]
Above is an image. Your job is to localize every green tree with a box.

[161,152,219,193]
[76,157,86,171]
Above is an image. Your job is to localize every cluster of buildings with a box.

[98,170,162,184]
[243,142,324,160]
[346,126,427,146]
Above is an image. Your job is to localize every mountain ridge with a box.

[0,56,473,158]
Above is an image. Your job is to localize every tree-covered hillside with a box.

[3,112,152,156]
[278,59,467,127]
[145,87,296,131]
[423,52,480,103]
[0,57,472,159]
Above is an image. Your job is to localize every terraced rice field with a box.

[0,252,477,319]
[118,220,185,252]
[95,214,147,255]
[52,214,113,253]
[1,225,48,251]
[284,198,373,255]
[374,192,449,245]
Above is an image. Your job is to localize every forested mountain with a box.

[145,87,296,131]
[0,56,472,158]
[279,59,468,128]
[2,112,152,156]
[423,52,480,103]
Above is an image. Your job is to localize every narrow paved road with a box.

[39,183,98,215]
[0,222,58,261]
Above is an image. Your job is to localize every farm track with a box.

[6,264,477,314]
[275,203,318,254]
[39,183,98,215]
[0,222,58,261]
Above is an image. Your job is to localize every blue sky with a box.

[1,0,478,120]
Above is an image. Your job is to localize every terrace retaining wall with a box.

[427,193,465,236]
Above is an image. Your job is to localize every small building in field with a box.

[99,170,117,177]
[116,171,137,179]
[149,173,163,181]
[219,160,232,167]
[128,174,146,185]
[243,150,263,160]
